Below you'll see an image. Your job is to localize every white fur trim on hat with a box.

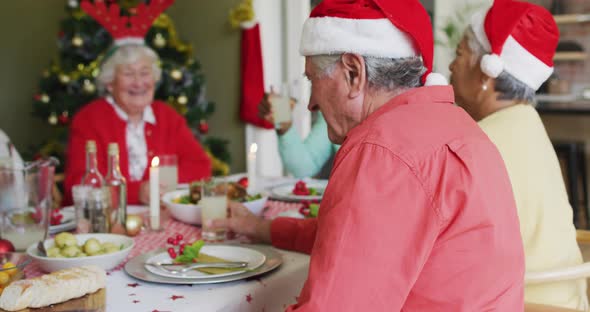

[299,17,417,58]
[114,37,145,46]
[424,73,448,86]
[480,53,503,78]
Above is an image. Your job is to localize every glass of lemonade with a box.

[200,178,228,242]
[158,154,178,193]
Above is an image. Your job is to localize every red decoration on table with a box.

[169,295,184,301]
[127,283,140,288]
[293,181,310,196]
[50,209,64,226]
[132,300,140,304]
[0,239,15,254]
[246,294,253,303]
[129,293,136,296]
[167,247,177,259]
[237,177,249,188]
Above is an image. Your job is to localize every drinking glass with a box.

[158,154,178,193]
[200,178,228,242]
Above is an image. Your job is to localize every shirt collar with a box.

[106,96,156,125]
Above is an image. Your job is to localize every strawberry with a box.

[237,177,249,188]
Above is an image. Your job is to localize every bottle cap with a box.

[86,140,97,153]
[108,143,119,156]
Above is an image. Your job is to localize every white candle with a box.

[247,143,257,194]
[150,156,160,230]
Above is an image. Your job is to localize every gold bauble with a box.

[170,69,183,81]
[41,94,50,103]
[71,35,84,47]
[59,74,70,84]
[48,113,58,125]
[83,80,96,94]
[153,33,166,48]
[125,214,143,237]
[177,95,188,105]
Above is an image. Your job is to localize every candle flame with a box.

[151,156,160,167]
[249,143,258,154]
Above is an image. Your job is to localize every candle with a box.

[247,143,258,194]
[150,156,160,230]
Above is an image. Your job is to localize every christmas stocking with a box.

[240,23,273,129]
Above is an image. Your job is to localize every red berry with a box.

[167,237,175,245]
[176,234,183,241]
[179,244,185,255]
[172,238,180,246]
[167,247,177,259]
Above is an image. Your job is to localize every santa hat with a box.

[470,0,559,90]
[299,0,447,86]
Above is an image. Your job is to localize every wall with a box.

[0,1,246,171]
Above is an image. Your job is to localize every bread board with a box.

[0,288,105,312]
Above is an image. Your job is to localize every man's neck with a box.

[361,88,408,120]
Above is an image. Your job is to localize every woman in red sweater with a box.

[64,44,211,205]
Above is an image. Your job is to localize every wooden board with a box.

[0,288,105,312]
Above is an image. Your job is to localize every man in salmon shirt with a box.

[211,0,525,310]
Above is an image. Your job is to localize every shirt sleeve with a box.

[278,114,335,178]
[175,116,212,182]
[270,217,317,254]
[288,143,442,311]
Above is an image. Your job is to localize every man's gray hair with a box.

[310,54,425,93]
[464,27,535,103]
[96,44,162,95]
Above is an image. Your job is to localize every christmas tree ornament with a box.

[125,214,143,236]
[83,79,96,94]
[48,113,58,125]
[170,69,183,81]
[71,35,84,47]
[177,95,188,105]
[41,94,50,103]
[58,111,70,125]
[153,33,167,48]
[68,0,79,8]
[199,120,209,134]
[0,239,15,254]
[59,74,71,84]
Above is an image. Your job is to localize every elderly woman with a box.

[64,44,211,205]
[449,1,586,309]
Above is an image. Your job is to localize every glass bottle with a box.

[105,143,127,234]
[81,140,104,188]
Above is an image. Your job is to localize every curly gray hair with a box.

[96,44,162,95]
[310,54,425,93]
[464,27,535,103]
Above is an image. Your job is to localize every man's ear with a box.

[341,53,366,98]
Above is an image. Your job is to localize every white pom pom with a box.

[480,54,503,78]
[424,73,448,86]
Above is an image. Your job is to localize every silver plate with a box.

[124,244,283,285]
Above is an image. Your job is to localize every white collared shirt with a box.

[107,96,156,182]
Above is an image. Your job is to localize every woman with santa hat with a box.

[449,0,586,309]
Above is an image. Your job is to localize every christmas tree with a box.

[31,0,230,176]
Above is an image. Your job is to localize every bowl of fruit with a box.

[162,179,268,224]
[26,232,134,273]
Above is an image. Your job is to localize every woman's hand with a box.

[207,201,272,244]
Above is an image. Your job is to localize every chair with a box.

[524,230,590,311]
[553,141,589,228]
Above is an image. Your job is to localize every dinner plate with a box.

[125,244,283,285]
[270,180,327,202]
[144,245,266,279]
[49,206,76,234]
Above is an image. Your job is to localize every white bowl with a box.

[162,189,202,225]
[26,233,134,273]
[242,196,268,216]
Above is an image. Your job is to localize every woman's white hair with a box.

[464,27,535,103]
[96,44,162,95]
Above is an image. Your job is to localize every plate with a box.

[144,245,266,279]
[125,244,283,285]
[49,206,76,234]
[270,180,327,201]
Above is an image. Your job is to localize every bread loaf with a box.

[0,265,106,311]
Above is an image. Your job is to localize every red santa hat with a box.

[299,0,447,86]
[470,0,559,90]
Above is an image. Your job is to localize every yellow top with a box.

[479,104,587,310]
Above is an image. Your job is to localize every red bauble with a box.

[58,113,69,125]
[0,239,15,254]
[198,121,209,134]
[237,177,248,188]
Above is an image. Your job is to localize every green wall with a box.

[0,1,245,171]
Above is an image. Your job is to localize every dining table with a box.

[23,175,312,312]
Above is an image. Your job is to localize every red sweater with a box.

[64,98,211,205]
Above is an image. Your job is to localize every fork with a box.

[146,261,248,274]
